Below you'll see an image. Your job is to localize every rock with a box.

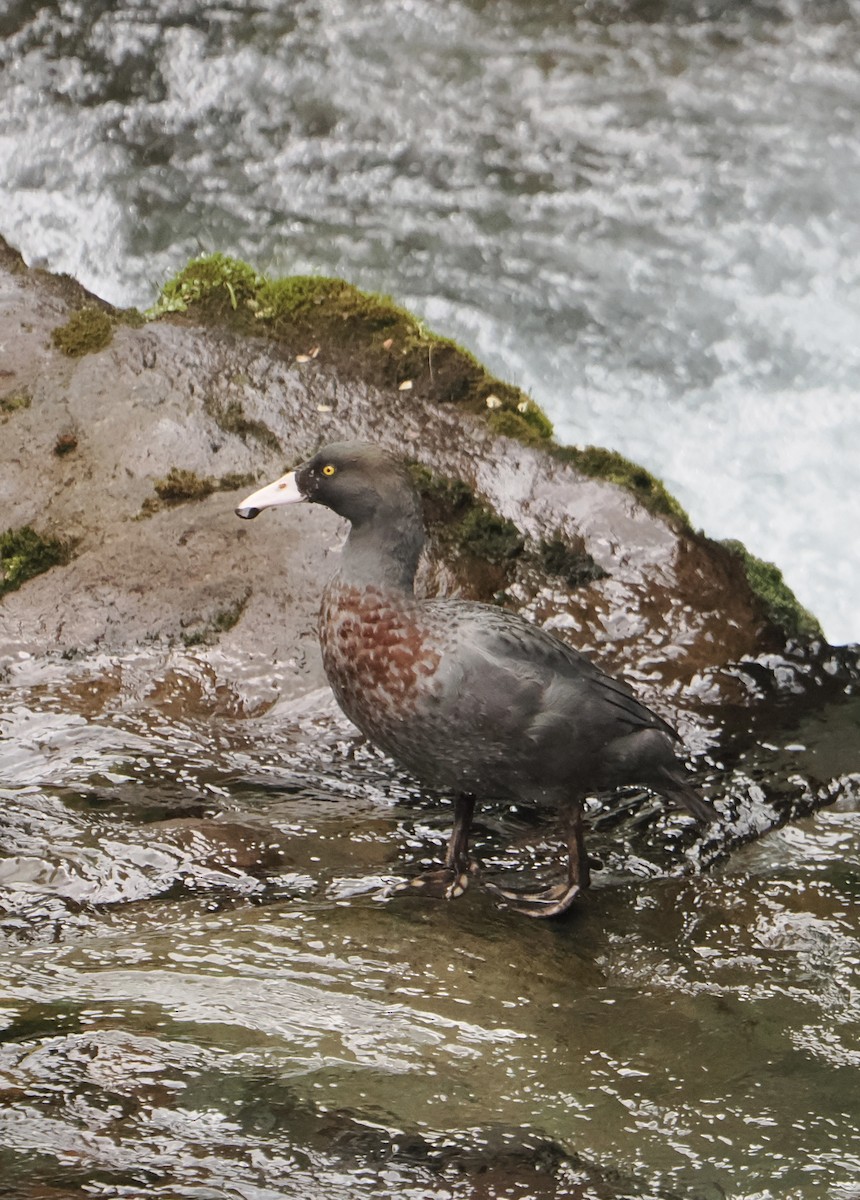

[150,816,292,874]
[0,236,856,831]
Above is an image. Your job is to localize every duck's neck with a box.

[336,505,425,594]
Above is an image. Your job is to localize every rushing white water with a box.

[1,0,858,642]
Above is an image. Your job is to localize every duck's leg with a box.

[396,792,478,900]
[493,804,590,919]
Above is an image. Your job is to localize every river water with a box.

[0,0,858,643]
[2,3,860,1198]
[0,649,859,1199]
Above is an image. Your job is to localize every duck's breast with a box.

[319,582,442,746]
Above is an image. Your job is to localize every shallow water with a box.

[1,651,858,1199]
[0,0,859,641]
[1,3,859,1191]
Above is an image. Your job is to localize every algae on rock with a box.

[551,444,690,526]
[182,592,251,648]
[204,396,281,452]
[538,536,607,589]
[149,254,553,442]
[147,253,822,644]
[51,305,114,357]
[409,462,524,598]
[722,540,823,642]
[140,468,257,517]
[1,526,70,596]
[1,389,31,418]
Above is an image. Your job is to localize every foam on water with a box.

[0,0,857,642]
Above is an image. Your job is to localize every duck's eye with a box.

[322,464,336,477]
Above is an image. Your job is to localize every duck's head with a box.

[235,441,420,528]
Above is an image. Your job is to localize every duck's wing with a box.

[431,599,679,742]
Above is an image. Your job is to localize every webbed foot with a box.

[488,803,592,917]
[391,859,479,901]
[391,792,478,903]
[488,878,583,919]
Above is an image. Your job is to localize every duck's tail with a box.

[654,764,717,824]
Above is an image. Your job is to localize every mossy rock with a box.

[149,254,554,438]
[1,526,70,596]
[408,462,524,603]
[53,431,78,457]
[409,463,614,605]
[538,536,607,588]
[204,396,281,452]
[141,468,258,517]
[182,592,250,647]
[457,505,524,565]
[140,468,215,517]
[0,389,31,417]
[155,468,216,504]
[550,444,689,525]
[216,471,258,493]
[51,305,114,357]
[408,464,474,523]
[0,235,28,275]
[148,255,705,528]
[722,539,823,641]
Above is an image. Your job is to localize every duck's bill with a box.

[235,471,306,519]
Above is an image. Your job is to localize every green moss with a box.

[215,471,258,492]
[256,273,412,332]
[0,235,28,275]
[116,307,146,328]
[538,536,607,588]
[149,255,701,525]
[0,389,31,417]
[182,592,250,647]
[488,405,554,446]
[141,468,258,517]
[51,305,114,357]
[154,468,215,503]
[408,464,474,519]
[551,444,690,525]
[1,526,70,596]
[409,462,523,569]
[205,397,281,452]
[722,540,823,641]
[140,468,213,515]
[457,506,524,564]
[150,254,555,437]
[53,431,78,457]
[147,254,263,319]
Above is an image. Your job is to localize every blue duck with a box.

[236,442,714,917]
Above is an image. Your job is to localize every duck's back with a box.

[320,581,680,806]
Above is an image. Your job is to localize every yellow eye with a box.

[322,464,336,477]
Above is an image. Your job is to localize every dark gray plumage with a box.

[236,441,714,917]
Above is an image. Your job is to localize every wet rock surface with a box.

[1,239,856,805]
[1,243,859,1199]
[0,240,784,673]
